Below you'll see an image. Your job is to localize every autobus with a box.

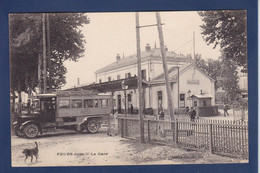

[13,91,112,138]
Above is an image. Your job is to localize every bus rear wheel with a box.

[86,120,99,134]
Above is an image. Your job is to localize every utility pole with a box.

[38,53,42,94]
[42,13,47,94]
[155,12,174,120]
[135,12,145,143]
[46,13,52,90]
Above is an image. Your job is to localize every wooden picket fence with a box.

[118,117,248,159]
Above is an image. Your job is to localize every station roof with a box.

[152,63,214,82]
[190,94,213,99]
[35,93,57,98]
[95,48,192,74]
[65,76,149,93]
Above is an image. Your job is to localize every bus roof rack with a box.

[56,90,98,96]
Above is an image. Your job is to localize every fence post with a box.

[121,118,124,138]
[208,123,213,154]
[175,119,178,144]
[107,114,111,135]
[172,122,175,142]
[147,120,151,142]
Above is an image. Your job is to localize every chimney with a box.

[165,45,168,51]
[116,53,120,62]
[145,43,151,51]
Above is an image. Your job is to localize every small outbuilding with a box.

[190,93,218,117]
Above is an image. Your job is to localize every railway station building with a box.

[67,44,215,115]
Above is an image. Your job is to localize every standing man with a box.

[159,106,165,120]
[27,99,31,115]
[224,104,229,117]
[189,107,196,122]
[130,104,134,115]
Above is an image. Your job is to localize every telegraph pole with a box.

[42,13,47,94]
[135,12,145,143]
[46,13,52,90]
[38,53,42,94]
[155,12,174,120]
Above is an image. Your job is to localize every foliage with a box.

[198,10,247,70]
[10,13,90,94]
[194,54,239,99]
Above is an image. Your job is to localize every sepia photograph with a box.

[9,11,249,167]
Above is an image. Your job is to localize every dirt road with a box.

[11,128,246,167]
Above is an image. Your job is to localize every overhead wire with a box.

[173,39,193,52]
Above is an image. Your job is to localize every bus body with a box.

[13,91,112,138]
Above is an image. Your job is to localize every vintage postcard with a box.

[9,11,249,167]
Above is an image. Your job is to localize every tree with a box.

[9,13,89,112]
[194,54,239,99]
[10,13,89,91]
[198,10,247,70]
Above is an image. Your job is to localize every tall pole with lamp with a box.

[135,12,145,143]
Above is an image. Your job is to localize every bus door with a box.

[40,97,56,122]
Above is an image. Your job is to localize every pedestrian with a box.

[224,104,229,117]
[189,107,196,122]
[159,106,164,120]
[130,104,134,115]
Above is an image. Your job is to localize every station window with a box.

[194,101,197,107]
[158,91,163,109]
[141,69,146,80]
[59,99,70,109]
[180,94,185,101]
[83,99,94,108]
[125,73,131,78]
[108,77,111,81]
[203,100,207,106]
[179,94,185,108]
[71,99,82,108]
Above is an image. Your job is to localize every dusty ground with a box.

[11,127,247,167]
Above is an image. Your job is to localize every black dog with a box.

[22,142,39,163]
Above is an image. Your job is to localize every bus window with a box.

[59,99,70,109]
[83,99,94,108]
[99,99,102,107]
[101,99,107,107]
[94,99,99,108]
[71,99,82,108]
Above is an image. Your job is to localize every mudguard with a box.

[20,120,43,134]
[80,116,102,126]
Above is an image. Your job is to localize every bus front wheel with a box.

[86,120,99,134]
[23,123,39,138]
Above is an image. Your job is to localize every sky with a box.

[63,11,221,89]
